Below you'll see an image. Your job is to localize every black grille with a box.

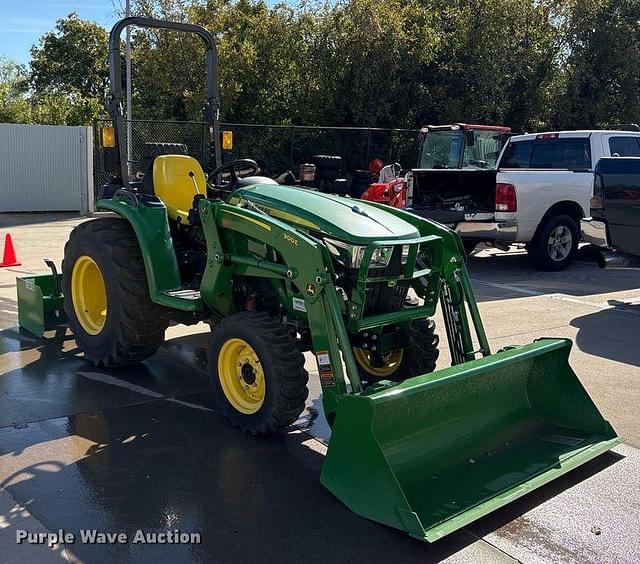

[364,279,410,316]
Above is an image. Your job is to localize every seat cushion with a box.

[153,155,207,224]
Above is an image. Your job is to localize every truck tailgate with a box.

[409,169,497,214]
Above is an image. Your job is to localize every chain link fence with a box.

[94,119,209,187]
[223,123,419,176]
[94,120,419,191]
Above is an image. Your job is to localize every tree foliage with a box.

[0,1,638,130]
[0,57,31,123]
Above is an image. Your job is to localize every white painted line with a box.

[471,278,543,297]
[76,370,214,411]
[168,398,213,412]
[77,371,164,398]
[471,278,640,316]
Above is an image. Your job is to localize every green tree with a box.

[0,57,31,123]
[551,0,640,128]
[17,0,639,134]
[130,0,327,124]
[413,0,563,131]
[29,13,109,125]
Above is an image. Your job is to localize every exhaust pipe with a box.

[597,250,640,269]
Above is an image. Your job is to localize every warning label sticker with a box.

[316,351,335,385]
[320,372,336,386]
[292,297,307,312]
[316,351,331,371]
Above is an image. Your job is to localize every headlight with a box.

[324,238,393,269]
[370,246,393,268]
[400,244,410,264]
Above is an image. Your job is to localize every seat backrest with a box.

[152,155,207,224]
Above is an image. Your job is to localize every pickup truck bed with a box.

[408,169,496,213]
[408,129,640,270]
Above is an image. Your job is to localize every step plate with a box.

[164,289,201,300]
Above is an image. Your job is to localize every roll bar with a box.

[107,17,221,186]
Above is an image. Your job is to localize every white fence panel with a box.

[0,124,93,213]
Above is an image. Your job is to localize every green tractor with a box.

[17,17,621,542]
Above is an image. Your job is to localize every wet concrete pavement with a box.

[1,213,639,562]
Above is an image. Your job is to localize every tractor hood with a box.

[230,184,419,244]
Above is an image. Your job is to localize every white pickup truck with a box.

[407,129,640,270]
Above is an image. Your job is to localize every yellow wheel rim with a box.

[218,338,266,414]
[353,347,404,378]
[71,255,107,335]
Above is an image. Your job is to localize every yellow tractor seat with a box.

[152,155,207,224]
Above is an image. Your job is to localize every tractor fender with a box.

[96,197,191,309]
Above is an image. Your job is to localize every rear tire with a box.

[63,218,168,366]
[209,311,309,435]
[528,214,579,271]
[311,155,343,171]
[353,319,439,384]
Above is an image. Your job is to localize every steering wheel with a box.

[209,159,260,190]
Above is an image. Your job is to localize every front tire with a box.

[209,311,309,435]
[63,218,168,366]
[353,319,439,384]
[528,214,579,271]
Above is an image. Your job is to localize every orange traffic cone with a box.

[0,233,21,267]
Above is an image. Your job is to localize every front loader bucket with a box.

[16,273,66,337]
[321,339,621,542]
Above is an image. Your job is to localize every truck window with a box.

[530,137,591,170]
[419,131,464,169]
[499,140,533,168]
[462,130,504,169]
[609,136,640,157]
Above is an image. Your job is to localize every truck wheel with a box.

[528,214,579,271]
[209,311,309,435]
[353,319,439,384]
[63,218,169,366]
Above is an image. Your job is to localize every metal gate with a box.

[0,124,93,213]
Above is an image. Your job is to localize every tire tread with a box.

[63,217,168,367]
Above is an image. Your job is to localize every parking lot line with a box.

[76,370,215,412]
[472,278,640,315]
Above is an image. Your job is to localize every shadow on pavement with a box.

[0,388,626,563]
[0,212,82,228]
[467,247,640,302]
[570,302,640,367]
[0,398,484,563]
[0,326,209,429]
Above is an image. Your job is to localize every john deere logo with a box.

[305,283,317,297]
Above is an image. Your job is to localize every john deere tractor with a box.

[17,17,621,542]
